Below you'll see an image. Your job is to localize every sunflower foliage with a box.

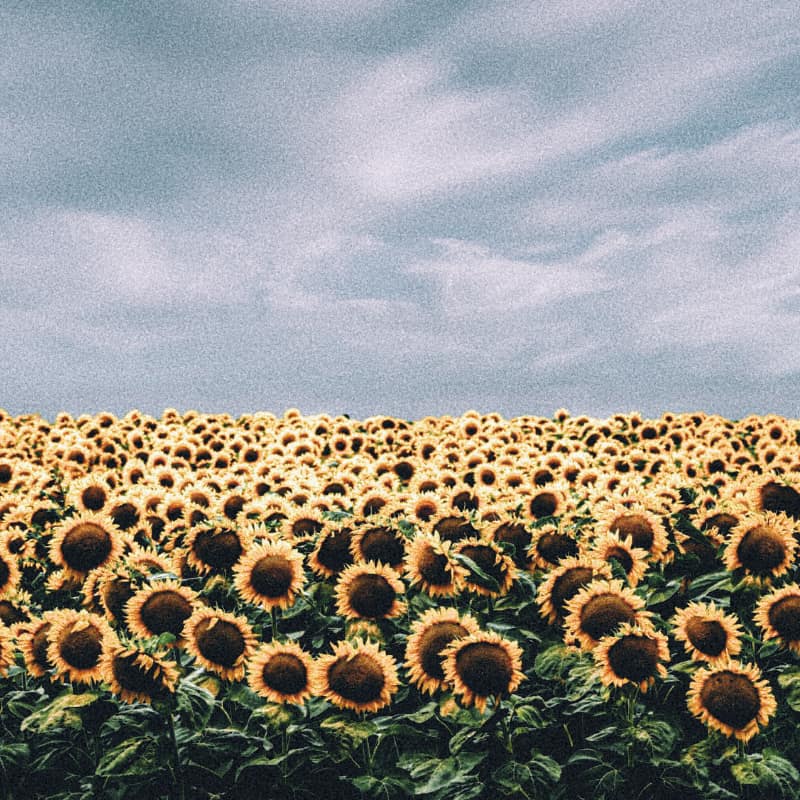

[2,408,800,798]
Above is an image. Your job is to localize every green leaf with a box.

[731,751,800,797]
[21,692,100,733]
[320,717,376,749]
[452,553,501,594]
[96,736,161,778]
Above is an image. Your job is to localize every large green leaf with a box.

[21,692,100,733]
[95,736,161,778]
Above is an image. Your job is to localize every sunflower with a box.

[248,641,315,705]
[687,660,777,742]
[521,484,570,521]
[747,474,800,520]
[594,622,669,692]
[564,579,648,650]
[308,524,354,578]
[723,512,796,582]
[0,622,14,676]
[234,539,305,610]
[48,513,124,578]
[17,612,62,677]
[454,538,517,597]
[334,562,406,620]
[404,533,466,597]
[125,580,199,642]
[314,639,399,713]
[66,475,113,514]
[101,643,179,704]
[754,583,800,653]
[350,523,407,570]
[0,589,32,628]
[588,532,650,587]
[536,557,612,625]
[528,523,581,569]
[183,608,256,681]
[0,540,20,595]
[488,519,533,569]
[596,505,670,563]
[441,631,525,713]
[184,522,251,575]
[671,601,743,663]
[46,609,117,685]
[404,607,481,695]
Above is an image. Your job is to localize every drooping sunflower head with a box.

[334,561,406,620]
[248,641,315,705]
[184,522,252,575]
[594,622,669,692]
[672,601,743,663]
[723,512,796,582]
[308,524,354,578]
[528,523,581,569]
[587,532,650,587]
[313,638,399,713]
[17,611,60,678]
[687,660,777,742]
[441,631,525,714]
[101,643,179,704]
[536,556,612,625]
[564,579,647,650]
[454,538,517,597]
[754,583,800,653]
[234,539,305,610]
[125,580,199,643]
[184,608,257,681]
[350,522,407,570]
[46,609,117,685]
[49,513,123,578]
[487,518,533,569]
[404,607,481,695]
[597,505,671,563]
[404,533,466,597]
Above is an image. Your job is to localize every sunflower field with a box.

[3,407,800,799]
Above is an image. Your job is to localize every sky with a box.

[2,0,800,422]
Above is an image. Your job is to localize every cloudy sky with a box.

[2,1,799,421]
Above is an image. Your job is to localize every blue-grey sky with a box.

[2,1,799,421]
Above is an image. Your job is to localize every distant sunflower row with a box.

[2,408,800,747]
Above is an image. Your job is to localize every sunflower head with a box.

[0,622,14,676]
[724,513,796,582]
[334,561,406,620]
[350,523,407,570]
[125,580,198,643]
[101,643,179,704]
[248,641,315,705]
[594,622,669,692]
[184,608,257,681]
[404,533,466,597]
[454,538,517,597]
[46,609,117,684]
[405,607,481,695]
[536,557,612,625]
[308,525,354,578]
[754,584,800,653]
[672,601,743,663]
[49,513,123,578]
[441,631,525,713]
[528,524,580,569]
[564,579,647,650]
[185,523,251,575]
[234,539,305,610]
[588,532,650,587]
[314,639,399,713]
[687,660,777,741]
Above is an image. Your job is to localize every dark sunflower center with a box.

[700,671,760,729]
[358,528,405,566]
[551,567,595,618]
[317,529,353,573]
[347,574,396,618]
[454,642,513,696]
[102,578,134,622]
[110,503,139,531]
[702,514,739,538]
[418,622,468,680]
[605,546,634,575]
[607,635,660,682]
[32,622,53,670]
[685,617,727,656]
[250,556,293,597]
[112,653,166,696]
[416,547,453,586]
[261,653,308,695]
[59,625,103,669]
[81,486,107,511]
[62,522,113,571]
[0,558,10,590]
[759,483,800,520]
[529,493,558,519]
[328,653,385,703]
[580,594,636,641]
[292,519,323,538]
[192,530,243,570]
[459,545,505,584]
[194,618,246,667]
[414,501,438,522]
[767,595,800,642]
[737,526,786,573]
[536,533,578,564]
[140,591,194,636]
[0,600,27,626]
[493,523,531,567]
[434,517,477,542]
[611,515,654,551]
